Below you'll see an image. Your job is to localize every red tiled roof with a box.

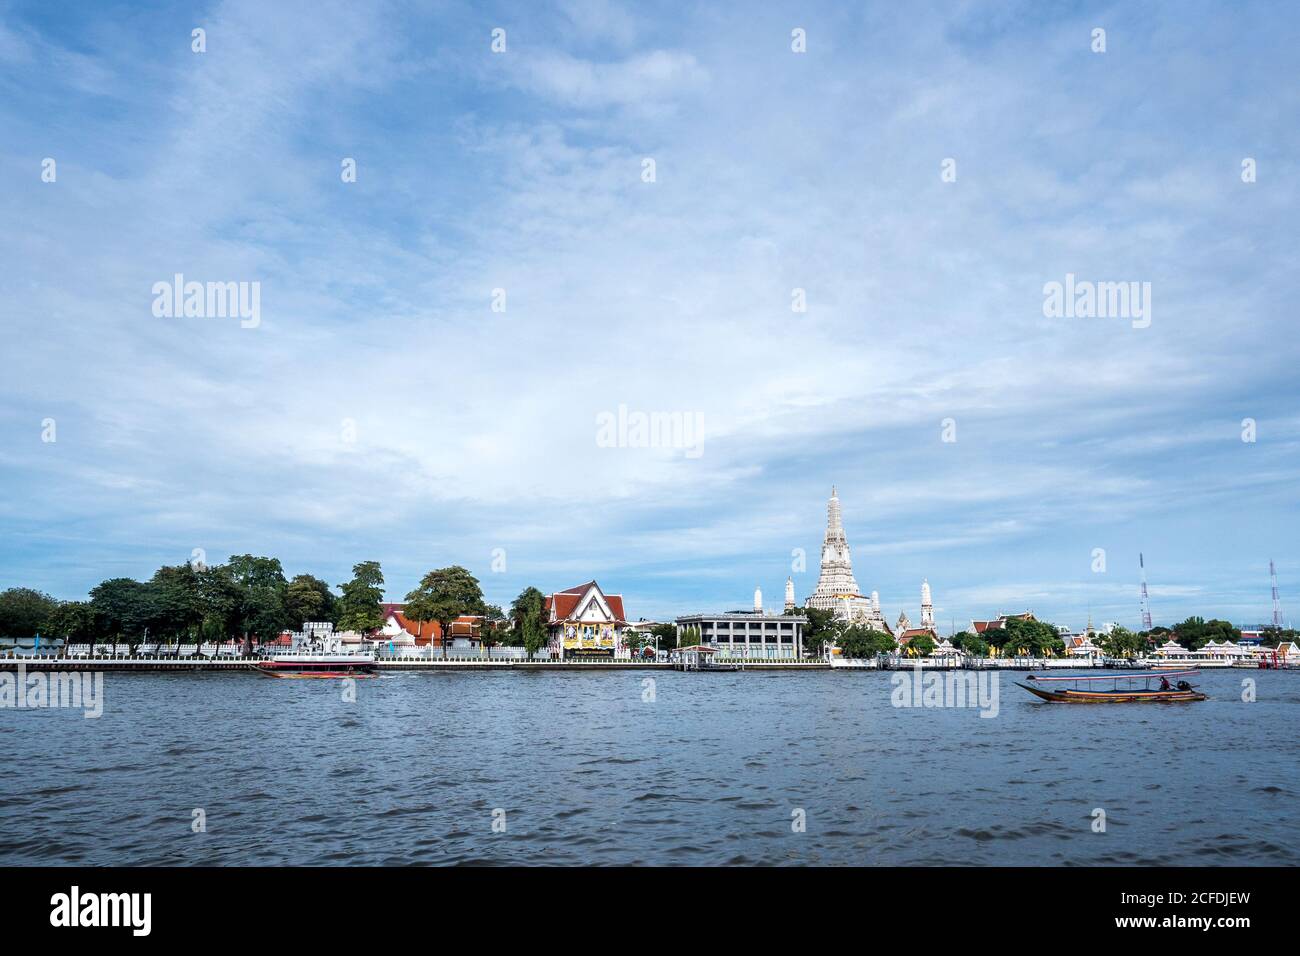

[381,605,482,646]
[973,612,1034,634]
[543,582,627,624]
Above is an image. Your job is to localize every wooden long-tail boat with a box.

[1017,669,1207,703]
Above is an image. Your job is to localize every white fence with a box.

[376,645,541,661]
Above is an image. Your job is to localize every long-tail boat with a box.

[1017,669,1207,703]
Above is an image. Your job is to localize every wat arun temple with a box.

[805,487,934,638]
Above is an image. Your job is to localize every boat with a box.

[1017,669,1207,703]
[253,633,375,678]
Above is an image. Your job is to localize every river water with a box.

[2,668,1296,865]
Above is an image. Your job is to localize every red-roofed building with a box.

[377,603,484,651]
[543,581,629,660]
[971,611,1035,634]
[896,628,934,646]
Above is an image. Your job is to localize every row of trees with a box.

[0,556,344,651]
[0,559,527,655]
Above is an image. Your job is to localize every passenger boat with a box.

[253,652,376,678]
[1017,669,1207,703]
[253,633,375,678]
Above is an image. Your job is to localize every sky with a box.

[1,0,1298,632]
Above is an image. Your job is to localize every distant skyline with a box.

[2,1,1298,632]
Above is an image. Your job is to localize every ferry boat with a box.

[1017,669,1207,703]
[253,633,375,678]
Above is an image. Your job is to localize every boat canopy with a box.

[1027,669,1198,682]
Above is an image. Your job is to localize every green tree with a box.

[405,566,485,659]
[478,604,506,657]
[1099,625,1145,659]
[336,561,385,635]
[1260,626,1298,648]
[623,629,647,656]
[89,578,150,649]
[982,626,1009,651]
[798,606,837,657]
[649,622,678,652]
[906,632,936,657]
[837,625,895,659]
[226,555,291,651]
[146,564,203,642]
[847,625,882,657]
[195,565,243,650]
[509,586,549,656]
[1001,616,1065,657]
[1171,616,1240,650]
[284,574,335,627]
[0,587,59,640]
[950,630,988,657]
[47,600,98,649]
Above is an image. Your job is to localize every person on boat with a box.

[1159,676,1172,691]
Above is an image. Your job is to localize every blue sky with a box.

[2,0,1298,632]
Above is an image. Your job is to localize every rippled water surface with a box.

[2,668,1297,865]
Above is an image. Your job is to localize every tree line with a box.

[794,607,1293,660]
[0,558,569,656]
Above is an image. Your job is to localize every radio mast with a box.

[1139,553,1153,630]
[1270,559,1283,629]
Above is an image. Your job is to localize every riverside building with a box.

[676,586,808,659]
[544,580,629,660]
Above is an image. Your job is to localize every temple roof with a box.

[544,581,627,623]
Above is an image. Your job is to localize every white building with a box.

[676,588,808,660]
[544,581,629,660]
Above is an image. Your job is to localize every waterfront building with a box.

[1153,638,1185,658]
[376,604,484,652]
[1192,639,1252,664]
[929,636,961,661]
[1063,632,1105,660]
[544,581,628,660]
[784,577,795,612]
[806,486,890,630]
[676,593,808,659]
[894,580,941,650]
[971,611,1035,634]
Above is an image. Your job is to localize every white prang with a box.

[806,486,889,630]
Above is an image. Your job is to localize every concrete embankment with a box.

[0,656,831,673]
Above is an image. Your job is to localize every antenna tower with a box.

[1139,553,1153,630]
[1270,559,1283,629]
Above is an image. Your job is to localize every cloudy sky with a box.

[2,0,1297,631]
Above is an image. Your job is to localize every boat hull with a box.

[1018,683,1206,703]
[254,657,375,678]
